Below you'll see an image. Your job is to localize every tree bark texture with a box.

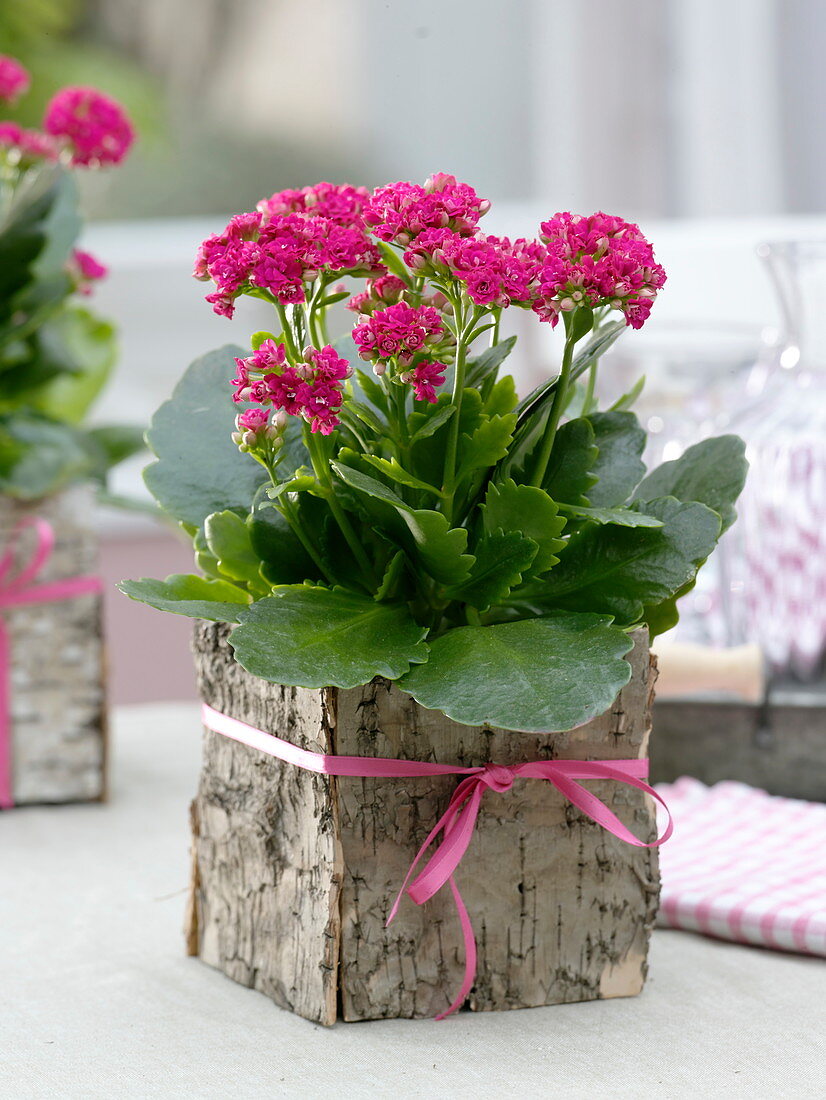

[189,622,659,1025]
[0,486,107,806]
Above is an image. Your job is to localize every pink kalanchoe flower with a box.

[232,340,350,435]
[69,249,108,295]
[346,274,407,315]
[400,360,447,403]
[352,301,444,366]
[237,407,270,432]
[43,86,135,167]
[0,122,59,161]
[364,174,489,245]
[259,182,370,228]
[534,212,666,328]
[0,56,30,103]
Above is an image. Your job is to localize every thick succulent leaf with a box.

[203,510,268,592]
[534,496,722,623]
[0,412,93,499]
[558,503,662,528]
[117,574,251,622]
[363,454,443,498]
[586,411,646,507]
[481,478,566,573]
[465,335,517,389]
[409,388,483,486]
[248,494,321,585]
[230,585,429,688]
[634,435,748,533]
[0,169,79,331]
[445,531,538,610]
[144,346,291,527]
[541,417,598,506]
[399,613,633,732]
[483,373,518,416]
[331,461,474,584]
[458,412,517,479]
[11,307,117,422]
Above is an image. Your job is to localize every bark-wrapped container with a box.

[0,485,107,806]
[188,621,659,1024]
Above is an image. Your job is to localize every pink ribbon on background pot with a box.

[0,517,103,809]
[202,702,674,1020]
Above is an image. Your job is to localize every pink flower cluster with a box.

[232,339,352,435]
[364,173,489,245]
[535,212,666,329]
[346,274,408,315]
[0,122,58,161]
[195,203,383,319]
[258,182,370,227]
[405,231,545,307]
[399,360,447,404]
[352,302,444,367]
[0,55,30,103]
[68,249,108,295]
[43,87,134,167]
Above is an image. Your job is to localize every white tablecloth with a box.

[1,703,823,1099]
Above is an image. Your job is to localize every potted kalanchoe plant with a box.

[122,174,747,1024]
[0,55,140,808]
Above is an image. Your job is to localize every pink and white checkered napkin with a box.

[654,777,826,957]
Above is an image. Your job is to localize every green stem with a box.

[275,302,300,361]
[278,495,334,585]
[490,308,501,347]
[529,330,576,488]
[582,359,599,415]
[304,427,376,587]
[441,296,468,499]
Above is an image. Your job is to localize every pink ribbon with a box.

[202,702,673,1019]
[0,517,103,809]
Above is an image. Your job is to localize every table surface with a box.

[2,703,823,1100]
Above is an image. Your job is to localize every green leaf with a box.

[250,330,278,350]
[332,460,474,584]
[375,241,413,286]
[144,346,274,527]
[5,306,116,423]
[542,417,598,506]
[352,368,389,414]
[483,373,519,416]
[608,374,646,412]
[375,549,407,601]
[204,510,267,592]
[248,492,321,585]
[586,411,646,508]
[445,531,538,610]
[465,335,517,389]
[408,402,455,444]
[231,585,429,688]
[0,412,93,498]
[457,413,516,480]
[409,389,484,487]
[534,496,722,623]
[399,613,633,731]
[481,478,566,573]
[84,424,146,474]
[117,574,251,622]
[557,503,663,528]
[634,435,748,533]
[402,508,474,584]
[0,169,79,329]
[345,400,386,436]
[363,454,443,498]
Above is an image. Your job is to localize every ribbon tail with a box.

[434,876,477,1021]
[0,623,13,809]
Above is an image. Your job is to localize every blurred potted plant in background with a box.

[0,55,141,809]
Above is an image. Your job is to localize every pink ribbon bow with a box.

[202,703,674,1019]
[0,517,103,809]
